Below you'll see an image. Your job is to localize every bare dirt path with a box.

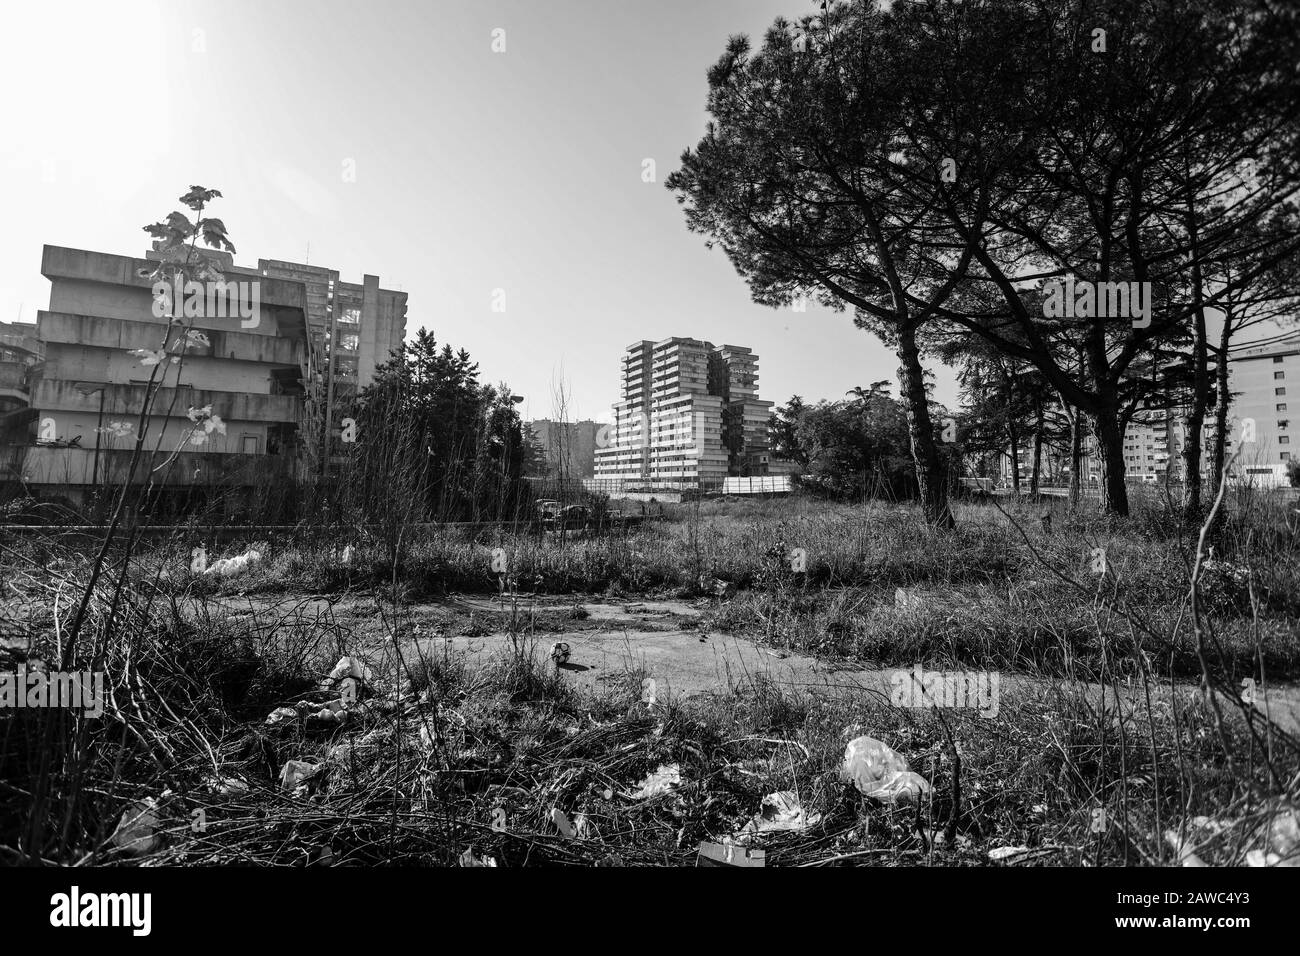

[198,590,1300,735]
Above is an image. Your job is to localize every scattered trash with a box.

[1264,806,1300,866]
[327,656,374,685]
[204,773,249,794]
[280,760,321,793]
[737,791,822,841]
[340,544,355,566]
[307,706,344,725]
[1163,830,1208,867]
[630,764,681,800]
[203,548,263,577]
[894,587,922,611]
[550,807,587,840]
[640,678,657,707]
[111,797,162,856]
[459,848,498,867]
[840,736,931,803]
[550,642,571,666]
[988,845,1031,862]
[698,841,765,867]
[265,706,298,726]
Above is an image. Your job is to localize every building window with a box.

[1280,420,1290,430]
[1274,356,1285,363]
[1275,371,1286,380]
[1280,436,1290,445]
[241,435,260,455]
[1278,387,1287,396]
[1283,452,1291,461]
[1279,403,1288,412]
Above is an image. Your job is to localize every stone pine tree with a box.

[902,0,1300,517]
[666,3,1030,529]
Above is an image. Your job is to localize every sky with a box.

[0,0,959,424]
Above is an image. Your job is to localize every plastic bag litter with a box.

[550,807,588,840]
[1249,807,1300,866]
[203,548,262,577]
[550,642,571,666]
[895,587,922,611]
[988,845,1031,862]
[204,773,250,795]
[265,706,298,726]
[280,760,321,792]
[327,656,374,684]
[630,764,681,800]
[840,736,931,803]
[1162,831,1208,867]
[307,705,344,725]
[737,791,822,841]
[111,797,162,856]
[459,848,498,867]
[1268,808,1300,862]
[698,841,765,867]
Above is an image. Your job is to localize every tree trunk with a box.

[1008,423,1021,495]
[1182,199,1209,521]
[898,325,954,529]
[1092,404,1130,517]
[1210,283,1234,498]
[1031,399,1044,495]
[1064,399,1082,507]
[1183,309,1209,519]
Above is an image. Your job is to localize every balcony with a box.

[41,246,308,311]
[32,380,300,423]
[37,311,305,365]
[3,445,293,487]
[0,361,29,401]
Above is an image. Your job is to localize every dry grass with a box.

[2,489,1298,866]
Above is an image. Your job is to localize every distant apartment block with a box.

[528,419,606,480]
[593,337,773,487]
[0,244,405,505]
[256,259,407,472]
[1226,342,1297,481]
[998,339,1299,488]
[0,321,41,445]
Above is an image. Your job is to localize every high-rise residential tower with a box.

[593,337,773,486]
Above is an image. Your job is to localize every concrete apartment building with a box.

[0,321,42,445]
[527,419,606,480]
[998,339,1298,488]
[1086,343,1298,487]
[255,259,408,472]
[1224,341,1297,483]
[0,244,406,506]
[593,337,773,488]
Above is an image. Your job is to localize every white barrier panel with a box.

[721,476,791,495]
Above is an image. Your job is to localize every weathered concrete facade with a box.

[1,244,406,506]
